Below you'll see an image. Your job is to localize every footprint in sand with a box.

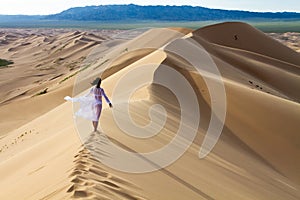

[1,129,36,154]
[67,142,148,199]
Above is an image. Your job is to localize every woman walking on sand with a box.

[65,78,112,131]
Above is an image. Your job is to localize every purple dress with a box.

[64,87,111,121]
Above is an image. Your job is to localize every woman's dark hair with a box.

[96,78,102,88]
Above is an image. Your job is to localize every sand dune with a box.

[0,22,300,199]
[194,22,300,67]
[0,29,121,104]
[268,32,300,53]
[0,29,122,134]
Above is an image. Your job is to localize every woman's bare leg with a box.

[94,104,102,132]
[92,121,96,131]
[95,121,99,132]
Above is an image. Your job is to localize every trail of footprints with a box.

[248,80,271,94]
[67,132,148,200]
[0,129,38,153]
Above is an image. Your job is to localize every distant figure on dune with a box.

[64,78,112,132]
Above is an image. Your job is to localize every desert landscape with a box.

[0,22,299,199]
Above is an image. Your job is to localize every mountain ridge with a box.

[1,4,300,21]
[46,4,300,21]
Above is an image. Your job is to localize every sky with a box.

[0,0,300,15]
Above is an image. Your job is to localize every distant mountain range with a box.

[1,4,300,22]
[44,4,300,21]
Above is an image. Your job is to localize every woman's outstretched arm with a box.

[101,88,113,108]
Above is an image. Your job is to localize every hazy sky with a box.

[0,0,299,15]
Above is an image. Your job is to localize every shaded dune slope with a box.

[181,22,300,183]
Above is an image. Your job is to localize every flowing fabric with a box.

[64,87,111,121]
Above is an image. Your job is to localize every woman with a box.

[65,78,112,131]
